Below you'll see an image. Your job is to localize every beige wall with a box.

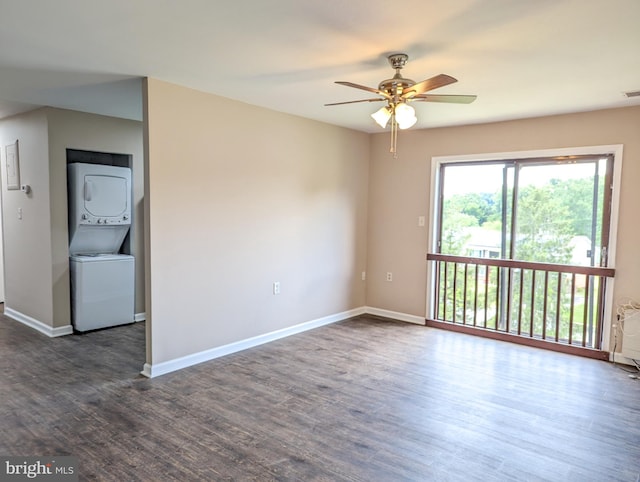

[366,105,640,350]
[0,107,144,330]
[144,78,369,365]
[0,109,54,324]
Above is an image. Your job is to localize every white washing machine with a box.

[70,254,135,332]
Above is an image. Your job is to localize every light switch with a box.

[418,216,425,227]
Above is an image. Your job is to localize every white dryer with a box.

[67,163,131,255]
[70,254,135,332]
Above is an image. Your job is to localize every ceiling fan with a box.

[325,53,477,157]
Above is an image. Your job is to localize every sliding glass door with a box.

[431,154,613,349]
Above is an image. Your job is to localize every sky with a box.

[443,158,607,197]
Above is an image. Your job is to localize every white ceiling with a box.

[1,0,639,133]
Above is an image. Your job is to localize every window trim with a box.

[427,145,624,352]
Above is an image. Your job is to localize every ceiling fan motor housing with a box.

[379,53,415,99]
[388,53,408,69]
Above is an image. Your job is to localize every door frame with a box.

[427,144,624,353]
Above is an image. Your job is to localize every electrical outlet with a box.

[386,272,393,282]
[273,281,280,295]
[361,271,366,281]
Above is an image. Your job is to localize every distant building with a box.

[463,228,595,267]
[463,227,502,259]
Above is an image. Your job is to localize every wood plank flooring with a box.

[0,313,638,481]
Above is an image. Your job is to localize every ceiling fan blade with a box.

[402,74,458,98]
[325,98,386,106]
[412,94,477,104]
[335,81,391,99]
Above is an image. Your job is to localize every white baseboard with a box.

[4,307,73,337]
[141,307,367,378]
[141,363,153,378]
[610,351,638,366]
[364,306,425,325]
[134,312,146,322]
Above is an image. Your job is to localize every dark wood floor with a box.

[0,313,638,481]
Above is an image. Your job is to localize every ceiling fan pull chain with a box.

[390,115,398,158]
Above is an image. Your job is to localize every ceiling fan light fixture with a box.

[397,115,417,130]
[395,103,417,129]
[371,106,392,128]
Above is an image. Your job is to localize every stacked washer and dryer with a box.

[68,162,134,332]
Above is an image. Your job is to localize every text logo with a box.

[0,457,77,481]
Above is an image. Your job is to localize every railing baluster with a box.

[569,273,576,345]
[473,264,479,327]
[516,269,524,335]
[555,272,562,342]
[594,275,605,350]
[484,265,489,328]
[435,261,440,320]
[506,267,512,333]
[495,266,500,330]
[463,263,468,325]
[582,275,590,347]
[452,263,458,323]
[542,272,549,340]
[434,261,441,320]
[443,261,449,321]
[530,270,536,338]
